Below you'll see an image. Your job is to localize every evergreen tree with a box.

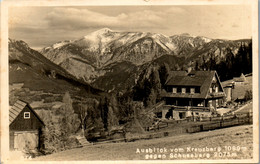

[246,42,252,73]
[143,77,152,107]
[202,55,207,70]
[41,92,80,152]
[234,44,244,76]
[225,48,235,80]
[209,52,216,70]
[146,89,157,107]
[158,63,170,88]
[244,90,252,101]
[107,94,119,130]
[60,92,80,135]
[99,97,109,130]
[194,60,200,70]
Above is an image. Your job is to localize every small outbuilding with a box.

[9,100,45,151]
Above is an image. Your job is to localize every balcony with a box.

[210,92,225,97]
[163,92,201,99]
[164,105,211,112]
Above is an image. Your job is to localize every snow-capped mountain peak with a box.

[95,27,113,33]
[84,28,113,39]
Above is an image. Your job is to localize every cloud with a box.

[44,7,184,30]
[9,7,48,29]
[9,6,252,49]
[43,8,165,29]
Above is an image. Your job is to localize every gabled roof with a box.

[9,100,27,124]
[9,100,45,126]
[165,70,222,99]
[233,73,248,83]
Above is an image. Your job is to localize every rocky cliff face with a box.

[40,28,180,83]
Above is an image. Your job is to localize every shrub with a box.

[244,90,252,101]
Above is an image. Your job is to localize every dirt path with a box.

[234,102,252,113]
[32,125,253,161]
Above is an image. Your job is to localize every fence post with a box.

[221,116,224,127]
[200,124,203,131]
[248,113,252,124]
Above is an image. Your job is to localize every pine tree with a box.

[246,42,252,74]
[225,48,235,79]
[194,61,200,70]
[158,63,170,88]
[39,92,81,152]
[60,92,80,135]
[209,52,216,70]
[234,44,244,76]
[99,97,109,130]
[107,94,119,130]
[202,55,207,70]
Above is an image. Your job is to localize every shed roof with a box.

[9,100,27,124]
[9,100,45,126]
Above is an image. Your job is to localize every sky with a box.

[8,5,252,50]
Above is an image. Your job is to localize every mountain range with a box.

[10,28,251,94]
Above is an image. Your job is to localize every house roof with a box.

[165,70,222,99]
[9,100,27,124]
[9,100,45,126]
[233,77,245,82]
[233,73,247,83]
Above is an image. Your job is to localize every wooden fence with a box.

[187,113,252,133]
[82,112,252,147]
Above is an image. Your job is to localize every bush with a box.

[244,90,252,101]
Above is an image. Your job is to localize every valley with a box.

[8,28,253,158]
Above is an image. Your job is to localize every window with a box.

[190,88,195,94]
[215,87,218,93]
[208,100,212,107]
[181,88,186,94]
[24,112,30,119]
[209,88,212,93]
[172,87,177,93]
[212,76,216,83]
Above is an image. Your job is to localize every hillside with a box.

[9,39,102,105]
[33,125,253,160]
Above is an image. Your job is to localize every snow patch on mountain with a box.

[44,50,75,65]
[40,28,250,85]
[151,33,176,52]
[81,28,116,50]
[53,41,72,49]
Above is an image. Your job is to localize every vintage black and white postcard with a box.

[1,0,258,163]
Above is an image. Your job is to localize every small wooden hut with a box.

[9,100,45,151]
